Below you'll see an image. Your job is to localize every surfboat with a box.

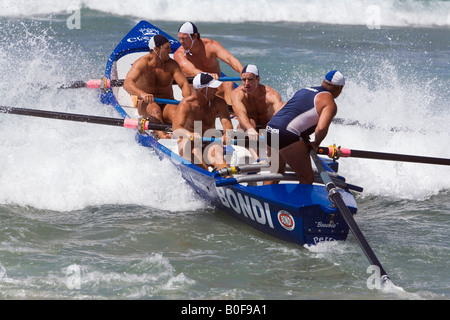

[100,20,361,247]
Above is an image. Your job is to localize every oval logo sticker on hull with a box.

[278,210,295,231]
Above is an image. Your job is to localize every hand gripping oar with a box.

[0,106,172,132]
[310,149,391,285]
[318,145,450,166]
[59,76,241,89]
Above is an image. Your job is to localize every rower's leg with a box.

[279,140,314,184]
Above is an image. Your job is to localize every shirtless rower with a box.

[124,34,191,138]
[174,21,243,105]
[231,64,284,160]
[172,73,233,171]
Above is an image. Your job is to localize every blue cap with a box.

[325,70,345,86]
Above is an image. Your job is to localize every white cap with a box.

[242,64,259,77]
[178,21,199,34]
[193,73,222,89]
[324,70,345,86]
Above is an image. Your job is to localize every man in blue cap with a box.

[266,70,345,184]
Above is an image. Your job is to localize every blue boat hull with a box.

[137,131,356,246]
[101,20,358,247]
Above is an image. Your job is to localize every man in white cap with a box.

[174,22,243,105]
[172,72,233,171]
[265,70,345,184]
[124,34,191,138]
[231,64,284,141]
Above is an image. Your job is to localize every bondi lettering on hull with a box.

[216,187,300,233]
[216,187,275,228]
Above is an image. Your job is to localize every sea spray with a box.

[2,0,449,27]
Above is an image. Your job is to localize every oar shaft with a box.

[60,76,241,89]
[0,106,172,132]
[0,106,123,126]
[311,150,389,279]
[346,148,450,166]
[318,146,450,166]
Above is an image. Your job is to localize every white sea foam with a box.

[324,59,450,200]
[1,0,450,27]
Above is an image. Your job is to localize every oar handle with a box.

[154,98,180,105]
[123,119,172,132]
[201,136,265,143]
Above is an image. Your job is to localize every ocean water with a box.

[0,0,449,302]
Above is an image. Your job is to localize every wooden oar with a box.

[0,106,172,132]
[58,76,241,89]
[318,145,450,166]
[310,149,391,285]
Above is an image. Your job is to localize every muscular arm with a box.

[123,59,150,100]
[172,99,201,143]
[213,41,243,74]
[267,88,284,115]
[231,88,254,132]
[172,62,191,98]
[311,93,337,149]
[173,50,203,77]
[172,101,190,133]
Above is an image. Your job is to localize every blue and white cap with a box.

[242,64,259,77]
[193,72,222,89]
[149,34,169,51]
[325,70,345,86]
[178,21,199,35]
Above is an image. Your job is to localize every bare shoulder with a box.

[261,85,276,95]
[201,37,215,45]
[231,85,245,99]
[173,47,185,60]
[129,54,150,70]
[316,91,335,105]
[203,37,224,51]
[315,91,337,114]
[165,57,181,70]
